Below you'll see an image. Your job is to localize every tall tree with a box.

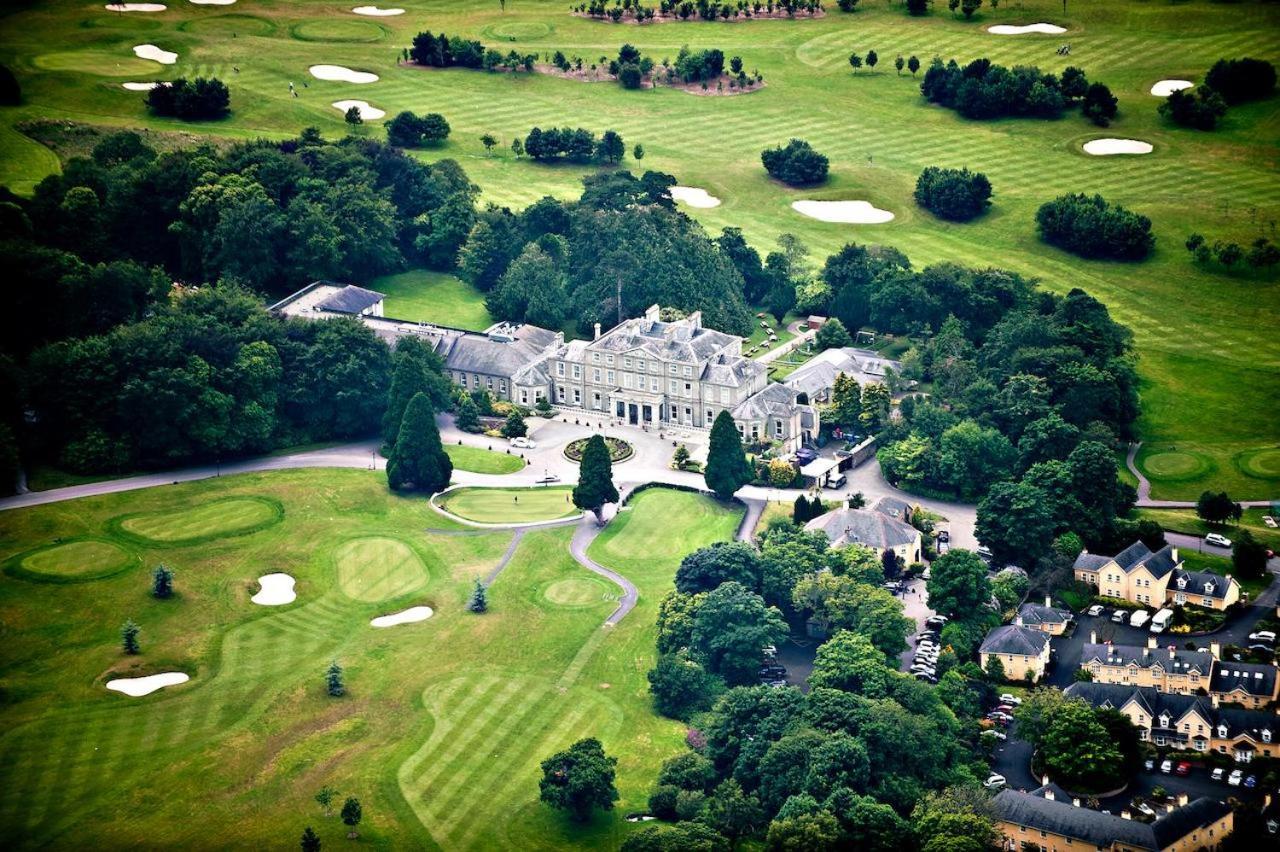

[690,581,788,684]
[300,827,321,852]
[539,738,619,822]
[572,434,619,523]
[705,411,751,499]
[121,619,141,654]
[151,564,175,599]
[340,797,362,839]
[387,393,453,494]
[925,550,992,619]
[326,660,345,697]
[468,577,489,612]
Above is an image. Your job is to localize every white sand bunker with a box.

[189,0,237,5]
[251,573,297,606]
[1151,79,1193,97]
[106,3,167,10]
[333,99,385,120]
[106,672,189,697]
[352,5,405,15]
[122,81,167,91]
[370,605,434,628]
[988,23,1066,35]
[792,199,895,224]
[1083,138,1153,156]
[309,64,379,84]
[670,186,721,209]
[134,44,177,65]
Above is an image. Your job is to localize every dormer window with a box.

[1177,577,1188,589]
[1218,724,1228,738]
[1159,713,1170,728]
[1204,581,1215,594]
[1264,730,1272,743]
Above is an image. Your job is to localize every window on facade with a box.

[499,380,506,393]
[592,392,601,408]
[670,380,677,394]
[592,353,600,364]
[774,420,783,438]
[683,366,692,377]
[606,355,614,365]
[607,370,615,385]
[486,377,494,389]
[684,382,692,395]
[720,387,729,404]
[669,364,678,375]
[557,386,565,401]
[650,378,658,392]
[624,357,632,368]
[556,362,565,377]
[520,390,528,404]
[572,365,581,379]
[624,374,633,389]
[592,368,601,383]
[573,389,581,404]
[706,409,713,423]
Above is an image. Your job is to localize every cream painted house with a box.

[1073,541,1240,611]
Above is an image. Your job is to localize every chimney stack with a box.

[1090,630,1097,644]
[1043,787,1054,801]
[1177,792,1189,807]
[1165,803,1175,815]
[1169,647,1176,660]
[1120,809,1131,820]
[1072,798,1080,808]
[1148,635,1159,649]
[1210,641,1221,659]
[1045,595,1052,608]
[1015,614,1024,627]
[593,322,601,341]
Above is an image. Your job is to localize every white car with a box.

[1087,604,1104,617]
[1211,767,1225,782]
[509,436,536,449]
[976,545,993,560]
[983,773,1006,789]
[1204,533,1232,548]
[999,694,1022,706]
[1160,759,1173,774]
[980,730,1007,741]
[1249,631,1277,643]
[1228,769,1244,786]
[1137,802,1156,818]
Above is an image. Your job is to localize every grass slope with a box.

[444,442,526,474]
[1,1,1277,498]
[0,471,741,849]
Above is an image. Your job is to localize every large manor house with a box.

[274,282,819,452]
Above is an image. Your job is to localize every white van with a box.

[1150,608,1174,633]
[1129,610,1150,628]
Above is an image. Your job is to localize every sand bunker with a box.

[309,64,379,84]
[333,99,385,120]
[1083,138,1153,156]
[105,3,167,10]
[670,186,721,209]
[1151,79,1193,97]
[251,573,297,606]
[988,23,1066,35]
[106,672,189,697]
[189,0,237,5]
[352,5,405,14]
[370,605,434,628]
[134,44,177,65]
[792,199,894,224]
[122,81,166,91]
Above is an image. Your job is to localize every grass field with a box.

[0,470,741,849]
[370,267,496,330]
[436,485,579,523]
[0,0,1277,504]
[444,443,526,474]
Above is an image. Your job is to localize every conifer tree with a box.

[340,798,363,839]
[326,659,345,697]
[151,564,174,599]
[121,619,141,654]
[501,409,527,438]
[300,827,321,852]
[468,577,488,613]
[382,355,432,449]
[705,411,752,500]
[454,395,482,433]
[387,393,453,494]
[572,434,619,524]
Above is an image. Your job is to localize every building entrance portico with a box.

[613,390,664,426]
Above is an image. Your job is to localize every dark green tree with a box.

[340,797,362,838]
[468,577,489,612]
[121,619,141,655]
[647,653,721,719]
[454,395,482,433]
[1232,530,1269,581]
[705,411,751,499]
[387,393,453,494]
[814,317,853,350]
[925,550,992,619]
[300,827,321,852]
[500,410,527,438]
[326,660,345,697]
[572,434,619,523]
[538,737,619,821]
[675,541,763,594]
[152,564,175,599]
[315,785,339,816]
[690,581,788,685]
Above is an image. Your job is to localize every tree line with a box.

[577,0,824,22]
[145,77,230,121]
[922,58,1118,126]
[407,31,536,73]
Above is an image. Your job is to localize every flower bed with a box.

[564,436,634,463]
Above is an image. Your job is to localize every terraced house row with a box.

[1081,633,1279,709]
[273,285,818,452]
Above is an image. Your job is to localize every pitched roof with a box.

[1150,797,1232,849]
[1080,643,1214,675]
[700,352,766,388]
[1017,602,1072,627]
[993,788,1230,851]
[980,624,1050,657]
[440,324,557,379]
[589,312,737,365]
[1210,661,1278,699]
[1076,541,1183,580]
[732,383,806,421]
[1170,569,1236,599]
[803,507,921,551]
[315,284,385,315]
[870,495,912,519]
[1065,682,1277,742]
[1072,551,1111,572]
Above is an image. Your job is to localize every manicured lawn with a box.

[370,268,495,331]
[0,469,742,849]
[4,2,1278,499]
[437,485,579,524]
[112,495,283,546]
[445,443,526,474]
[1134,507,1280,552]
[7,538,136,582]
[744,310,799,357]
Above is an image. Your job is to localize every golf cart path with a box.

[569,516,638,627]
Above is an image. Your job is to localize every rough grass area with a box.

[370,268,495,330]
[445,443,526,474]
[437,485,579,524]
[0,469,752,849]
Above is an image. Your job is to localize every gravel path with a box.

[569,516,638,627]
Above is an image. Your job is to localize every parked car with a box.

[1112,609,1128,623]
[999,694,1022,706]
[509,436,536,449]
[926,615,948,628]
[976,545,993,560]
[1144,759,1155,772]
[994,704,1016,715]
[980,730,1007,741]
[987,711,1012,723]
[759,665,786,679]
[1136,802,1157,818]
[534,474,560,484]
[914,672,937,683]
[1211,767,1225,782]
[826,473,847,489]
[1087,604,1105,617]
[1249,631,1277,643]
[1204,533,1232,548]
[1247,644,1274,654]
[795,448,818,464]
[1161,760,1173,774]
[917,631,938,642]
[983,773,1006,789]
[936,529,950,543]
[1129,610,1151,628]
[1176,761,1192,776]
[1228,769,1243,786]
[1244,775,1257,789]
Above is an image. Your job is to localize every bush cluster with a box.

[523,127,625,163]
[1159,87,1227,130]
[578,0,823,22]
[145,77,230,121]
[386,111,450,148]
[1185,234,1280,271]
[409,31,535,72]
[921,58,1116,125]
[1035,193,1154,261]
[760,139,829,185]
[913,166,992,221]
[1204,57,1276,104]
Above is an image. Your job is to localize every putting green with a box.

[33,51,158,76]
[334,536,427,602]
[290,19,387,43]
[112,496,283,546]
[444,444,524,475]
[1237,448,1280,480]
[179,14,277,37]
[437,486,578,524]
[83,15,164,32]
[543,576,610,607]
[6,538,137,583]
[482,21,553,40]
[1140,450,1212,482]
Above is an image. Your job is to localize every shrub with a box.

[1036,193,1154,261]
[386,111,451,147]
[914,166,992,221]
[1159,87,1227,130]
[145,78,230,120]
[761,139,829,186]
[1204,57,1276,104]
[1081,83,1118,127]
[921,58,1078,120]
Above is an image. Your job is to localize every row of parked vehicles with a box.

[1147,758,1258,788]
[1086,603,1174,633]
[909,615,949,683]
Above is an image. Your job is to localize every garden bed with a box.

[564,436,634,463]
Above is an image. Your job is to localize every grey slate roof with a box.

[1072,552,1111,572]
[993,788,1230,851]
[804,507,920,551]
[870,495,912,520]
[1080,643,1214,675]
[591,313,737,365]
[316,285,385,315]
[1210,661,1278,700]
[1073,541,1182,580]
[733,383,804,421]
[980,624,1050,657]
[1017,602,1072,627]
[441,324,557,379]
[1170,569,1234,599]
[1065,682,1277,743]
[700,352,765,388]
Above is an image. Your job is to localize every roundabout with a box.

[564,436,633,464]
